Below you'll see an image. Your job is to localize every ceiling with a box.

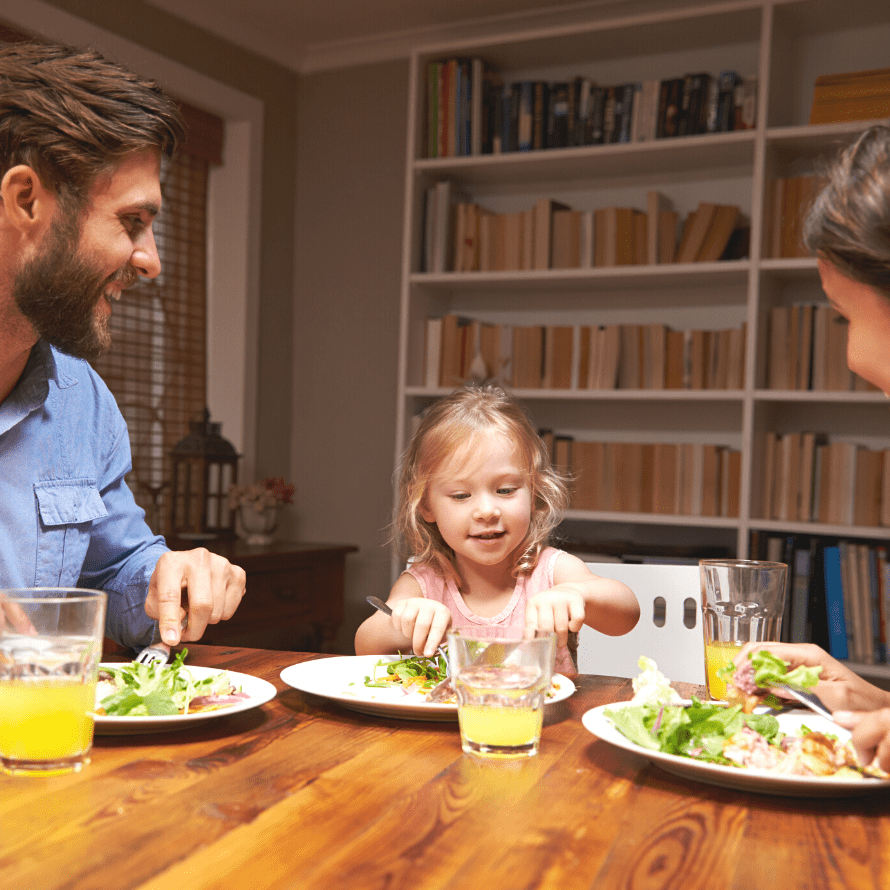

[139,0,624,73]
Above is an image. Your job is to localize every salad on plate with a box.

[603,656,887,780]
[363,653,448,693]
[96,649,249,717]
[362,652,564,705]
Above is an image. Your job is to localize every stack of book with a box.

[424,315,747,391]
[674,202,743,264]
[766,303,878,391]
[425,57,495,157]
[424,58,758,157]
[424,184,744,272]
[547,437,741,518]
[809,67,890,125]
[759,432,890,527]
[764,176,826,259]
[753,532,890,665]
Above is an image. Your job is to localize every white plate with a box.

[582,701,890,798]
[94,664,278,735]
[280,655,576,722]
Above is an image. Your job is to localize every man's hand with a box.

[145,549,246,645]
[0,596,37,636]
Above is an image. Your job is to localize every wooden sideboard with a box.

[169,539,358,651]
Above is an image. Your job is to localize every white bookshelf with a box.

[393,0,890,677]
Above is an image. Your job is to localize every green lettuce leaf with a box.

[98,649,238,716]
[605,698,781,766]
[750,650,821,691]
[717,649,821,692]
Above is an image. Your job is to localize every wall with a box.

[34,0,299,484]
[292,61,408,652]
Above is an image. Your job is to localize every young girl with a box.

[355,384,639,674]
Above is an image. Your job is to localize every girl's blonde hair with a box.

[394,384,569,586]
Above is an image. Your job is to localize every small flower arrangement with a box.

[227,477,295,513]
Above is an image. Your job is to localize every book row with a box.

[760,432,890,528]
[809,66,890,126]
[547,436,741,519]
[423,182,745,273]
[423,183,748,272]
[754,533,890,666]
[425,57,757,158]
[764,175,825,260]
[766,303,877,392]
[424,316,747,392]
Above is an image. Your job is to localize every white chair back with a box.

[578,562,706,685]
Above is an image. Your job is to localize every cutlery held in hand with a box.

[135,643,170,666]
[773,684,833,721]
[365,596,451,680]
[135,615,189,666]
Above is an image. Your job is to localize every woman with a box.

[737,124,890,772]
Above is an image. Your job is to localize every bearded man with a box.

[0,41,245,648]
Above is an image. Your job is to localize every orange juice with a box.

[458,704,543,757]
[704,640,743,700]
[0,678,96,772]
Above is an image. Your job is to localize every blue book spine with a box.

[824,546,849,659]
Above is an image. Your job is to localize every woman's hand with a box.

[733,642,890,772]
[833,708,890,773]
[733,641,890,713]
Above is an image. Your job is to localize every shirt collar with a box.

[13,340,80,405]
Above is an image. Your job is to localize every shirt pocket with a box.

[34,480,108,588]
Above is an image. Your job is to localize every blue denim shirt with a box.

[0,341,168,647]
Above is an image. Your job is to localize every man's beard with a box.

[13,217,136,362]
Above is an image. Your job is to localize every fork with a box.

[135,642,170,666]
[773,684,833,721]
[134,616,188,666]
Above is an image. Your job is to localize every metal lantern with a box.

[169,409,238,539]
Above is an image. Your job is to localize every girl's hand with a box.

[390,597,453,657]
[525,585,586,649]
[732,641,890,713]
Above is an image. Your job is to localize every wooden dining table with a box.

[2,644,889,890]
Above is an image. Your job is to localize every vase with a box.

[238,504,279,545]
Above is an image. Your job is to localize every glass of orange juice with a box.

[0,589,107,776]
[699,560,787,701]
[448,629,555,759]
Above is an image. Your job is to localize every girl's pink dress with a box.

[407,546,575,675]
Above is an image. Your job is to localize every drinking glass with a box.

[0,588,107,776]
[699,560,787,700]
[448,629,555,759]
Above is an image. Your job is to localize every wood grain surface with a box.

[2,645,888,890]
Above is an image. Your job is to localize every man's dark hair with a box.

[0,40,186,212]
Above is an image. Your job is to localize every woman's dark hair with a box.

[803,125,890,295]
[0,40,186,213]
